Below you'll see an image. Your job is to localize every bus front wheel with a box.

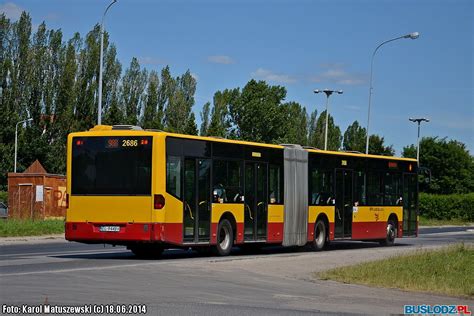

[379,221,396,246]
[214,219,234,256]
[311,219,328,251]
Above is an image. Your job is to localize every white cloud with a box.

[1,2,23,20]
[311,64,367,86]
[138,56,165,66]
[251,68,297,84]
[207,55,235,64]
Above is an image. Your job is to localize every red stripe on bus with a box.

[267,222,283,243]
[159,223,182,245]
[351,221,387,240]
[329,222,335,240]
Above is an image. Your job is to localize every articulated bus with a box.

[65,125,418,257]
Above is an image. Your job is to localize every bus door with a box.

[403,173,418,236]
[335,169,353,238]
[183,158,211,242]
[244,162,268,241]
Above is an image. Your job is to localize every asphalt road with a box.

[0,226,473,315]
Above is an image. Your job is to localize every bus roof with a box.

[71,125,416,162]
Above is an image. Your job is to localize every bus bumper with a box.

[65,222,153,243]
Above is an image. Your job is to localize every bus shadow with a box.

[52,241,411,261]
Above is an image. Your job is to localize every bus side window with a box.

[213,160,242,203]
[310,169,333,206]
[355,171,367,206]
[166,156,182,199]
[367,171,383,206]
[269,164,282,204]
[384,172,401,206]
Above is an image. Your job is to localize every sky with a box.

[2,0,473,155]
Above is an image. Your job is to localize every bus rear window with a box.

[72,136,152,195]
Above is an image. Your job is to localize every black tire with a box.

[214,219,233,256]
[311,219,328,251]
[129,244,163,258]
[379,220,396,246]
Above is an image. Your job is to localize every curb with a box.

[0,234,65,245]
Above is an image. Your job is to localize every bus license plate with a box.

[99,226,120,232]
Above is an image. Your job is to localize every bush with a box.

[419,193,474,221]
[0,191,7,204]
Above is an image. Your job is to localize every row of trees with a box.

[197,80,394,156]
[1,12,472,195]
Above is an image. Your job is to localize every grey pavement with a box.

[0,226,473,315]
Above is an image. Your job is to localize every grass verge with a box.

[0,219,64,237]
[419,216,472,226]
[317,244,474,298]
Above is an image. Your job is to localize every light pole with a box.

[314,89,343,151]
[98,0,117,125]
[14,118,33,173]
[365,32,420,154]
[409,117,429,166]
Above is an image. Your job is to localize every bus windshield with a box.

[72,136,152,195]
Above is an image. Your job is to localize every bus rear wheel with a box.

[311,219,328,251]
[214,219,233,256]
[129,244,163,258]
[379,221,396,246]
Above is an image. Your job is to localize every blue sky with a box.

[2,0,473,155]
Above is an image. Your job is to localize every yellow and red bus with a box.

[65,125,418,257]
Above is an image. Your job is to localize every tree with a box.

[164,69,197,134]
[307,109,318,147]
[343,120,366,152]
[229,80,286,143]
[278,102,308,145]
[74,25,101,131]
[142,70,160,129]
[102,42,122,124]
[208,88,239,137]
[403,137,474,194]
[199,102,210,136]
[368,134,394,156]
[308,110,342,151]
[121,57,147,125]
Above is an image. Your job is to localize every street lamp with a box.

[409,117,429,166]
[314,89,343,151]
[365,32,420,154]
[98,0,117,126]
[14,118,33,173]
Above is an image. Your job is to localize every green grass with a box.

[318,244,474,298]
[419,216,472,226]
[0,219,64,237]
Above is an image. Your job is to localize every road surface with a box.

[1,226,473,315]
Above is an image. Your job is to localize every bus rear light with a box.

[66,193,69,208]
[154,194,165,209]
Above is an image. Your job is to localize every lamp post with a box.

[98,0,117,125]
[409,117,429,166]
[14,118,33,173]
[365,32,420,154]
[314,89,343,151]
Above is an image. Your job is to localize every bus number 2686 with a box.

[122,139,138,147]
